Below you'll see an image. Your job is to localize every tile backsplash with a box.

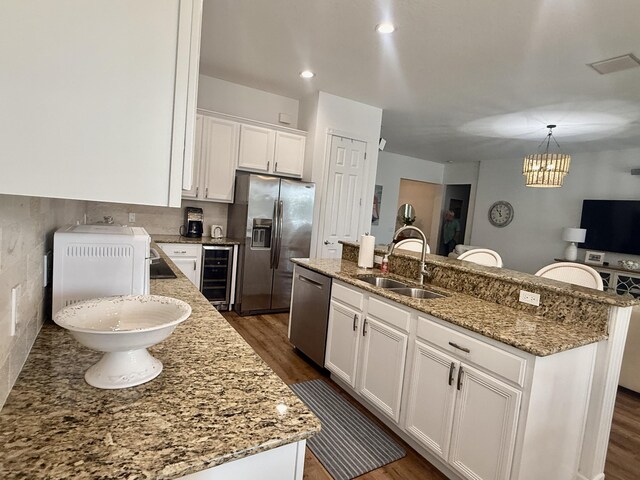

[86,200,228,236]
[0,194,86,409]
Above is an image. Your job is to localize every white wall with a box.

[371,151,445,244]
[197,75,299,128]
[470,148,640,273]
[300,92,383,257]
[0,195,86,410]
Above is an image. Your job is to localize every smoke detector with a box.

[588,53,640,75]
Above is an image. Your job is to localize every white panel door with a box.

[404,340,458,460]
[0,0,201,207]
[358,315,408,422]
[238,124,276,172]
[325,299,362,388]
[321,136,367,258]
[273,131,305,177]
[202,116,240,202]
[182,114,204,199]
[449,364,521,480]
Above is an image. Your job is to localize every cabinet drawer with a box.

[367,296,411,333]
[417,316,527,387]
[332,282,364,310]
[158,243,202,257]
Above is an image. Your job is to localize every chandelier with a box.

[522,125,571,187]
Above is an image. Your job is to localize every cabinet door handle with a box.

[196,186,199,197]
[174,250,187,254]
[449,341,470,354]
[448,362,456,386]
[205,187,209,198]
[193,260,197,271]
[267,161,270,171]
[275,161,278,171]
[352,314,358,331]
[362,318,368,336]
[457,365,464,391]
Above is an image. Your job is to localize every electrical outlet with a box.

[128,213,136,223]
[519,290,540,306]
[10,285,21,336]
[43,250,53,287]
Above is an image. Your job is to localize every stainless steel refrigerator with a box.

[228,172,315,315]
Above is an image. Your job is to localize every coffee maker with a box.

[182,207,203,238]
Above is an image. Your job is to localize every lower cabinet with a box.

[325,282,409,423]
[358,315,408,423]
[158,243,202,289]
[325,299,362,388]
[324,280,597,480]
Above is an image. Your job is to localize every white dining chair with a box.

[535,262,603,290]
[395,238,430,253]
[457,248,503,268]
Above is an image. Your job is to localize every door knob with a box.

[324,240,333,245]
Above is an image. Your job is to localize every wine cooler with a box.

[201,245,236,310]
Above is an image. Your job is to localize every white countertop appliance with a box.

[52,225,151,315]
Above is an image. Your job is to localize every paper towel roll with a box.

[358,234,375,268]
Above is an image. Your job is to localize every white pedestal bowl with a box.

[53,295,192,389]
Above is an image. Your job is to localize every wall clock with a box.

[488,201,514,227]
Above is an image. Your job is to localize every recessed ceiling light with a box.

[299,70,315,79]
[376,23,396,34]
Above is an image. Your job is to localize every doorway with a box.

[396,179,443,249]
[437,184,472,255]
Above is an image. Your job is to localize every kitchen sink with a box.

[356,276,408,289]
[387,287,446,299]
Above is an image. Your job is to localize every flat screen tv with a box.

[579,200,640,255]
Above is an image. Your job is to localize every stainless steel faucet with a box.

[388,226,430,284]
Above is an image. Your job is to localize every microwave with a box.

[52,225,152,315]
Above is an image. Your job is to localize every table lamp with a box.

[562,227,586,261]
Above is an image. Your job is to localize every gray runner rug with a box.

[290,379,406,480]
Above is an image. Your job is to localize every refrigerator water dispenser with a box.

[251,219,272,248]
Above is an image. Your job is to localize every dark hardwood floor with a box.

[223,311,640,480]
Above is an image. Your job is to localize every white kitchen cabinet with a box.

[325,299,362,388]
[183,114,205,199]
[238,125,276,173]
[238,125,305,178]
[273,132,306,177]
[448,363,521,480]
[184,114,240,203]
[325,282,410,422]
[0,0,202,207]
[404,341,458,460]
[158,243,202,289]
[358,300,409,423]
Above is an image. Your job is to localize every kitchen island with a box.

[291,243,637,480]
[0,247,319,479]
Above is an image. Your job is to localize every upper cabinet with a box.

[273,132,306,177]
[184,111,306,203]
[0,0,203,207]
[238,125,306,177]
[185,114,240,203]
[238,125,277,173]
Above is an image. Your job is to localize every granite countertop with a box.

[341,241,638,308]
[153,234,240,245]
[293,258,609,357]
[0,247,320,479]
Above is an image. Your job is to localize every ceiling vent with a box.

[588,53,640,75]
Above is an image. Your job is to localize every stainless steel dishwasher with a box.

[289,265,332,367]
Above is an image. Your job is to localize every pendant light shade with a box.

[523,125,571,188]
